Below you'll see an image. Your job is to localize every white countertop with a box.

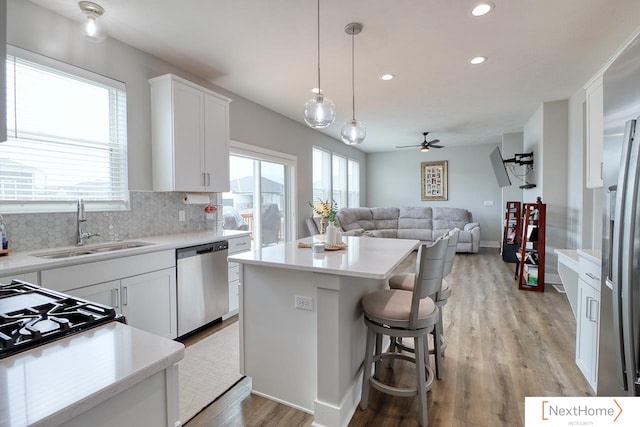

[228,235,420,280]
[0,322,184,427]
[577,249,602,264]
[0,230,251,277]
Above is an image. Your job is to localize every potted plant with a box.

[308,198,339,236]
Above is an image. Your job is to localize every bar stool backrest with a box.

[409,236,448,330]
[443,228,460,277]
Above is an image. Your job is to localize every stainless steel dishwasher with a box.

[176,240,229,336]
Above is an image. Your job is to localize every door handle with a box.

[585,296,592,320]
[122,286,128,306]
[207,172,211,186]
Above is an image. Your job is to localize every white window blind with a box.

[332,154,347,209]
[1,47,129,212]
[311,146,360,209]
[312,147,331,202]
[348,159,360,207]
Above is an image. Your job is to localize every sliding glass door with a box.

[223,143,295,248]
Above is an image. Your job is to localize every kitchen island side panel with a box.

[241,264,318,413]
[239,263,390,425]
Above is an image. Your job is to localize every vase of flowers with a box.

[309,198,339,241]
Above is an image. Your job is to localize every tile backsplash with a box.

[1,191,222,252]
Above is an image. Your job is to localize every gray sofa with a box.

[336,206,480,253]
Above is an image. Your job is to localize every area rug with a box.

[178,321,243,423]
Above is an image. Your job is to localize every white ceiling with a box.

[27,0,640,152]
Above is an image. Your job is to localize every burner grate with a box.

[0,280,120,359]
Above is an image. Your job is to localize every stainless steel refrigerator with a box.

[599,32,640,396]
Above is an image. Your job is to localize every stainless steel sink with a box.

[85,241,154,252]
[32,241,154,259]
[34,250,97,259]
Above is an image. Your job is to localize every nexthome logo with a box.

[525,397,636,426]
[541,399,622,421]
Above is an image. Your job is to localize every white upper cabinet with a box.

[149,74,231,192]
[586,75,603,189]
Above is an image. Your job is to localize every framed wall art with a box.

[421,160,448,201]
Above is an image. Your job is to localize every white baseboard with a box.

[480,240,500,248]
[545,273,561,285]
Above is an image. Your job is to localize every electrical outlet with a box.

[179,210,186,221]
[484,200,495,206]
[295,295,313,311]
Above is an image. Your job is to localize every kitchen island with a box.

[228,235,419,427]
[0,322,184,427]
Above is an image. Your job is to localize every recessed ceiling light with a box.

[471,3,493,17]
[379,74,395,81]
[469,56,487,65]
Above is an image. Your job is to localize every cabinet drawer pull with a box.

[589,298,599,322]
[112,288,120,308]
[585,296,591,319]
[585,272,600,281]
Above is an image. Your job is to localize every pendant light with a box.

[341,23,365,145]
[79,1,106,42]
[304,0,336,128]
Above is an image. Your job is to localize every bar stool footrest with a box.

[371,351,435,392]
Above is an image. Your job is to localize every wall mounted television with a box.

[489,146,512,187]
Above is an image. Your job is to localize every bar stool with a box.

[388,229,459,379]
[359,237,448,426]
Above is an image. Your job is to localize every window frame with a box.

[312,146,360,209]
[1,45,129,214]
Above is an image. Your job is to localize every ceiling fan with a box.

[396,132,444,152]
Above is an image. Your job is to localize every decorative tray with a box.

[297,242,348,251]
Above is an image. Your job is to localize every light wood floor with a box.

[185,248,592,426]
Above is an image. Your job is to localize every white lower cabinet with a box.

[575,256,601,391]
[228,262,240,314]
[67,280,121,310]
[121,269,177,339]
[41,250,178,339]
[225,235,251,318]
[0,271,39,284]
[67,268,177,340]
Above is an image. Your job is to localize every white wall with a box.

[6,0,366,238]
[366,143,502,247]
[522,100,569,282]
[566,90,587,249]
[523,106,543,202]
[501,132,524,205]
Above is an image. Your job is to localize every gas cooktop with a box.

[0,280,122,360]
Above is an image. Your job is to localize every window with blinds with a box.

[1,47,129,213]
[311,146,360,209]
[347,158,360,208]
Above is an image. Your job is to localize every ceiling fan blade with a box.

[429,144,444,148]
[428,139,440,144]
[395,144,422,148]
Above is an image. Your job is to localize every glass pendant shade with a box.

[304,94,336,128]
[341,119,366,145]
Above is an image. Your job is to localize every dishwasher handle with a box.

[176,240,229,259]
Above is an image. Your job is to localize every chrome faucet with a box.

[76,199,100,246]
